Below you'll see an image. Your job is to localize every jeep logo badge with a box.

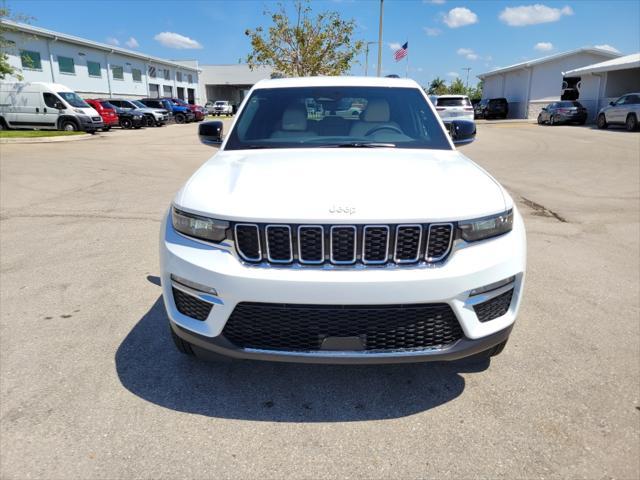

[329,205,356,215]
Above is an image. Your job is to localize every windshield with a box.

[436,97,471,107]
[57,92,90,108]
[225,86,451,151]
[215,101,226,106]
[131,100,147,109]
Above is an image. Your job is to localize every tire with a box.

[170,327,195,356]
[550,115,556,126]
[145,115,155,127]
[174,113,186,124]
[0,117,7,130]
[120,118,133,129]
[597,113,608,129]
[537,114,544,125]
[60,119,78,131]
[625,113,638,132]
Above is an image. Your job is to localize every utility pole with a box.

[364,41,377,76]
[462,67,471,89]
[376,0,384,77]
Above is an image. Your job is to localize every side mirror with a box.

[54,101,65,110]
[446,120,476,145]
[609,101,615,106]
[199,121,224,146]
[541,107,547,111]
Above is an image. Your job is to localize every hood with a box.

[80,106,100,117]
[175,148,508,223]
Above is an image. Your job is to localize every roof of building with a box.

[563,52,640,76]
[252,76,421,89]
[1,19,199,72]
[477,47,621,79]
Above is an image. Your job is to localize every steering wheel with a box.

[364,125,404,136]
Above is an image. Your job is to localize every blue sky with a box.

[6,0,640,86]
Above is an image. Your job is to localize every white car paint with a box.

[160,76,526,364]
[434,94,475,122]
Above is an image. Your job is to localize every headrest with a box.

[281,106,307,131]
[363,99,390,122]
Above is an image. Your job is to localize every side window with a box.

[629,95,640,105]
[43,92,59,108]
[615,96,628,106]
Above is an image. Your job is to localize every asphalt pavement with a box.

[1,120,638,479]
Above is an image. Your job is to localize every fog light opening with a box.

[469,276,515,297]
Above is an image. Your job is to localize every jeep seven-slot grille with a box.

[223,302,463,352]
[234,223,454,266]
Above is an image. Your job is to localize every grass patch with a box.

[0,130,86,138]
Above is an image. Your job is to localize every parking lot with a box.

[1,121,638,479]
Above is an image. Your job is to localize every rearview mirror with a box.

[199,121,224,146]
[445,120,476,145]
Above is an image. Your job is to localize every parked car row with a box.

[0,81,209,133]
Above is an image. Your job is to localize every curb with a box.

[0,133,94,144]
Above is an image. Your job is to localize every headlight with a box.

[459,210,513,242]
[73,108,84,114]
[172,207,229,243]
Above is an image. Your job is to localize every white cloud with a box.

[388,42,402,51]
[443,7,478,28]
[594,44,620,53]
[424,27,442,36]
[499,4,573,27]
[457,48,479,60]
[534,42,554,51]
[106,37,119,46]
[125,37,139,49]
[154,31,203,49]
[447,71,459,77]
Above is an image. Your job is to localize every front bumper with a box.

[78,115,104,131]
[160,209,526,363]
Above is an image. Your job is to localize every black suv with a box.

[475,98,509,120]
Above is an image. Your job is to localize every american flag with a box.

[393,42,408,62]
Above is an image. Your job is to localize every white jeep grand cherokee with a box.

[160,76,526,364]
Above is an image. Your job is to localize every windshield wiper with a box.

[322,142,396,148]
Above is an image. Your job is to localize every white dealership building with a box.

[1,20,201,103]
[477,47,621,120]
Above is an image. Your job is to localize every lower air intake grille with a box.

[222,302,463,352]
[173,288,213,321]
[473,289,514,322]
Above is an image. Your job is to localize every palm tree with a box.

[428,77,447,95]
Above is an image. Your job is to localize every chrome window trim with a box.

[330,225,357,265]
[425,223,454,263]
[362,225,390,265]
[234,223,262,262]
[297,225,325,264]
[394,224,423,264]
[265,224,293,264]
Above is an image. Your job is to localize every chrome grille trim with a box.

[265,224,293,263]
[330,225,357,265]
[394,224,423,264]
[426,223,454,262]
[297,225,325,264]
[362,225,390,265]
[234,223,262,262]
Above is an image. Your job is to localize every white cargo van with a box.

[0,82,103,132]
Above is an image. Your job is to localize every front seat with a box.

[271,105,317,138]
[349,99,399,137]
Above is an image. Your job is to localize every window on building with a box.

[148,66,156,78]
[177,87,185,100]
[176,71,182,82]
[111,65,124,80]
[149,83,160,98]
[187,74,193,83]
[87,61,101,77]
[163,69,170,80]
[58,56,75,74]
[163,85,173,97]
[20,50,42,70]
[132,68,142,82]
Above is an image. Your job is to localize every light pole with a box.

[377,0,384,77]
[462,67,471,89]
[364,41,377,76]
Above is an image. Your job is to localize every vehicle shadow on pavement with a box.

[115,296,489,422]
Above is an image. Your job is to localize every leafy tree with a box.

[0,8,34,80]
[245,0,363,76]
[448,77,466,95]
[467,80,483,100]
[428,77,447,95]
